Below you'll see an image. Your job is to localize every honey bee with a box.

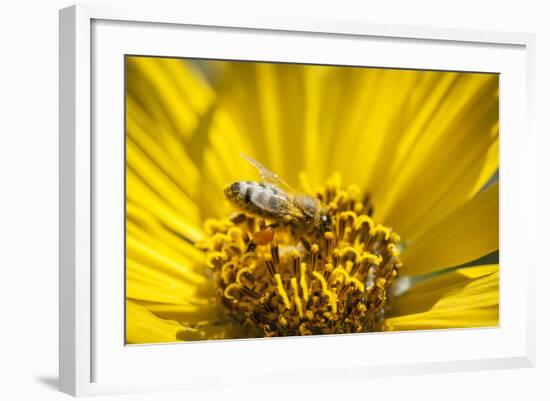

[224,154,332,246]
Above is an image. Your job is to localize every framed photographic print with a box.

[59,4,536,397]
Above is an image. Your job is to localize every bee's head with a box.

[223,182,242,200]
[319,210,332,234]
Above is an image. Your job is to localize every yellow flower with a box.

[125,56,499,343]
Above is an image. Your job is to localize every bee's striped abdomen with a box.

[223,181,290,219]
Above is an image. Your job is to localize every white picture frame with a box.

[59,3,536,397]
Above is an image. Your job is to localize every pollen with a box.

[198,175,402,337]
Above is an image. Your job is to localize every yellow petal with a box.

[198,108,260,217]
[201,71,322,216]
[126,214,203,265]
[126,235,208,286]
[374,73,498,239]
[326,68,420,193]
[215,62,331,188]
[215,62,282,181]
[176,320,246,341]
[126,139,200,220]
[401,181,498,276]
[126,258,208,304]
[126,300,182,344]
[126,56,214,140]
[126,168,205,243]
[126,100,200,200]
[385,264,499,330]
[302,66,324,186]
[254,63,285,178]
[132,300,219,323]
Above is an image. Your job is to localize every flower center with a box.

[199,176,402,337]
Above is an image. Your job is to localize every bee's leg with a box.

[299,236,312,252]
[229,212,247,225]
[258,218,267,230]
[245,240,257,253]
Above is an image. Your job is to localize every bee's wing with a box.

[250,185,305,219]
[241,153,294,193]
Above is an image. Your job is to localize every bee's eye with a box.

[224,182,244,199]
[320,214,331,232]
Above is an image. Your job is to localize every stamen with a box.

[224,283,241,300]
[202,176,402,336]
[221,261,236,283]
[312,271,328,293]
[240,285,260,299]
[291,251,300,276]
[373,224,391,241]
[324,231,334,254]
[227,227,244,243]
[360,252,382,265]
[312,271,337,313]
[363,193,374,216]
[340,211,357,225]
[240,252,257,264]
[331,266,350,285]
[311,244,319,271]
[221,243,241,256]
[341,246,359,261]
[332,249,341,269]
[271,242,280,266]
[246,217,256,234]
[245,241,257,253]
[337,215,346,241]
[349,277,365,293]
[300,262,309,301]
[323,262,334,281]
[387,243,400,257]
[299,324,311,335]
[236,266,255,285]
[206,251,226,269]
[274,274,291,309]
[327,292,338,314]
[265,259,276,278]
[344,260,354,274]
[354,215,374,233]
[205,219,234,235]
[350,261,361,276]
[291,278,304,318]
[332,190,348,206]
